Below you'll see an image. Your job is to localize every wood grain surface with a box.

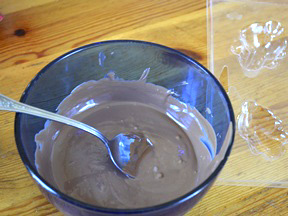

[0,0,288,215]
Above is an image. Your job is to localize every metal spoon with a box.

[0,94,153,178]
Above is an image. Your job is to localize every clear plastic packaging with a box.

[207,0,288,187]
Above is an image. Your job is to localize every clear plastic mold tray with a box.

[207,0,288,187]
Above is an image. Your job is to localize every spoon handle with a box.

[0,94,109,145]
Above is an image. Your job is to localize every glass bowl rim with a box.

[15,39,235,214]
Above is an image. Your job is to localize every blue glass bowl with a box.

[15,40,235,216]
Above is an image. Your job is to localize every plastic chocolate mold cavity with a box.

[238,100,288,160]
[231,21,287,78]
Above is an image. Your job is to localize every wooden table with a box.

[1,0,288,215]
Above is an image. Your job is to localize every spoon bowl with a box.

[110,133,153,177]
